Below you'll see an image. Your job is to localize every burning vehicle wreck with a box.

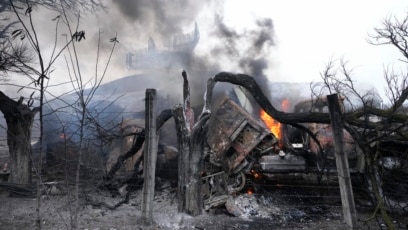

[98,78,366,212]
[61,71,405,223]
[202,97,281,209]
[200,95,362,210]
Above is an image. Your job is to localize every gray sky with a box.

[218,1,407,98]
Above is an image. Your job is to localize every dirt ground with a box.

[0,180,407,230]
[0,142,406,230]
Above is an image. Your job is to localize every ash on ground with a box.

[2,178,407,230]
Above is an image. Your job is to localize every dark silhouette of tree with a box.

[0,91,39,183]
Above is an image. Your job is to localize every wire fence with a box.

[3,147,407,229]
[0,123,408,229]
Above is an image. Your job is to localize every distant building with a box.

[126,22,200,70]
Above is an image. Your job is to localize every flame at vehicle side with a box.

[260,109,281,141]
[260,99,289,148]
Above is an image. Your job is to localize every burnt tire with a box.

[227,172,246,193]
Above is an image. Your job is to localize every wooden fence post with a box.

[327,94,357,229]
[142,89,158,224]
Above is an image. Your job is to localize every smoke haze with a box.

[2,0,278,108]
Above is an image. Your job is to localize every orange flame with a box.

[281,99,290,112]
[250,169,263,180]
[260,109,281,140]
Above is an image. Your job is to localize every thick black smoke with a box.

[113,0,205,40]
[2,0,277,105]
[1,0,280,148]
[211,15,275,99]
[210,14,240,57]
[108,0,277,107]
[112,1,275,77]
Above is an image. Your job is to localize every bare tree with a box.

[259,14,408,228]
[0,0,106,182]
[0,1,111,229]
[312,59,403,229]
[60,17,119,229]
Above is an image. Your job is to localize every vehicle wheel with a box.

[227,172,246,193]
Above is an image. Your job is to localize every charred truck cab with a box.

[203,98,280,209]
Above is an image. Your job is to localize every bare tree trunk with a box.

[0,91,39,184]
[7,119,33,184]
[343,123,397,229]
[186,114,209,216]
[366,148,395,229]
[182,70,194,131]
[172,71,211,216]
[173,105,189,213]
[173,104,208,216]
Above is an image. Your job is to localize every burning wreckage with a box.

[200,94,361,210]
[95,74,365,212]
[87,24,405,213]
[97,81,363,212]
[35,74,406,214]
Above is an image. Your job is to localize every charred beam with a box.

[105,130,145,180]
[213,72,331,124]
[213,72,408,130]
[105,109,173,181]
[156,109,173,132]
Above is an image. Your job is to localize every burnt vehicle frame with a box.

[201,96,364,209]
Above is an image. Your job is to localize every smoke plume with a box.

[3,0,278,113]
[113,0,203,37]
[84,0,278,112]
[210,14,275,99]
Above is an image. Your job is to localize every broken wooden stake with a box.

[327,93,357,229]
[141,89,158,224]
